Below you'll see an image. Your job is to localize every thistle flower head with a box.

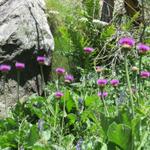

[0,64,11,73]
[39,48,44,51]
[119,37,135,49]
[55,91,64,99]
[110,79,119,87]
[97,79,108,87]
[83,47,94,53]
[131,66,139,72]
[65,74,74,83]
[37,56,46,64]
[55,68,65,74]
[140,71,150,78]
[137,43,150,55]
[98,92,108,98]
[15,62,25,70]
[95,66,104,73]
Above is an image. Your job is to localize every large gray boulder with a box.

[0,0,54,116]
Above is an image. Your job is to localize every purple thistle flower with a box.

[140,71,150,78]
[97,79,108,86]
[110,79,119,87]
[65,74,74,83]
[0,64,11,73]
[83,47,94,53]
[15,62,25,70]
[55,67,65,75]
[137,43,150,54]
[98,92,108,98]
[39,48,44,51]
[55,91,64,99]
[37,56,46,64]
[119,37,135,48]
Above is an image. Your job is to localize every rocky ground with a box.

[0,0,54,117]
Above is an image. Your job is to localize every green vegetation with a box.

[0,0,150,149]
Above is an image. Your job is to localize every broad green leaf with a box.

[100,113,115,135]
[67,114,77,125]
[0,131,18,148]
[63,90,75,112]
[27,125,40,146]
[0,118,17,132]
[85,95,98,106]
[107,122,132,150]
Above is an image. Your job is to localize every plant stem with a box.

[57,75,61,90]
[17,71,20,101]
[61,98,66,140]
[54,102,58,130]
[124,54,134,118]
[114,87,119,115]
[100,89,109,117]
[3,74,7,117]
[138,55,142,96]
[135,72,139,106]
[40,65,46,97]
[18,117,27,150]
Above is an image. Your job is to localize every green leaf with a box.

[0,131,18,148]
[100,113,115,135]
[32,145,47,150]
[101,143,107,150]
[85,95,98,107]
[137,131,149,150]
[63,90,75,113]
[131,117,141,141]
[67,114,77,125]
[107,122,132,150]
[62,134,75,149]
[27,125,40,146]
[0,118,17,132]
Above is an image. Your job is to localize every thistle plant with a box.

[137,43,150,96]
[83,47,94,53]
[98,91,109,116]
[54,91,64,131]
[97,79,109,116]
[140,71,150,96]
[131,66,139,105]
[119,37,135,117]
[95,66,104,78]
[0,64,11,116]
[37,56,46,97]
[55,91,64,99]
[83,47,94,72]
[15,62,25,101]
[140,71,150,78]
[55,67,65,90]
[131,66,139,90]
[110,79,119,111]
[64,74,74,83]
